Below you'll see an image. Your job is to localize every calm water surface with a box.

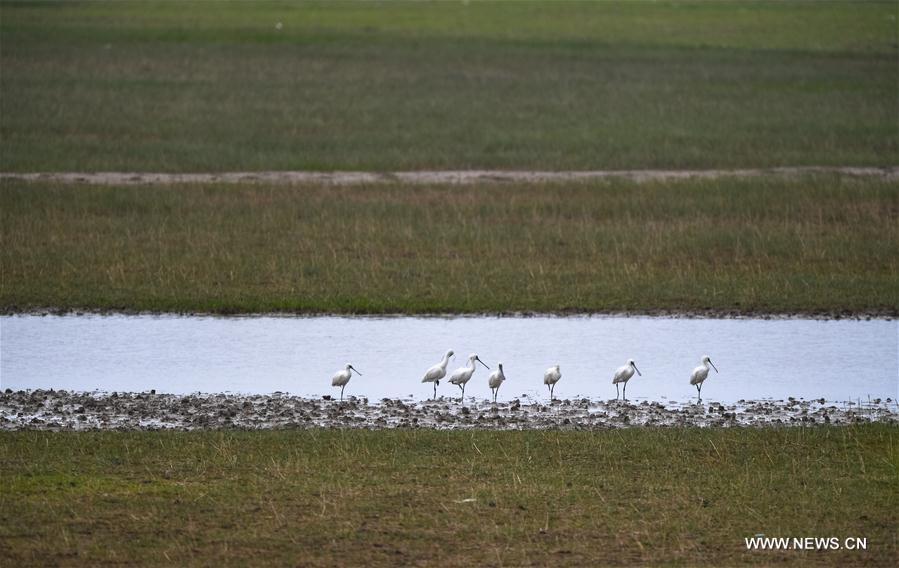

[1,315,896,403]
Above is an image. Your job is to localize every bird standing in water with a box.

[690,355,719,402]
[421,350,454,399]
[612,359,641,401]
[488,363,506,403]
[448,353,489,400]
[543,365,561,401]
[331,363,362,402]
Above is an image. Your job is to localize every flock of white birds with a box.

[330,351,720,404]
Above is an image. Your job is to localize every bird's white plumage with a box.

[690,366,709,385]
[543,364,562,400]
[488,362,506,402]
[488,364,506,389]
[689,355,718,402]
[449,353,487,386]
[332,363,359,386]
[331,368,352,387]
[690,355,718,386]
[612,362,637,384]
[612,359,641,400]
[330,363,361,401]
[422,350,453,383]
[543,365,561,386]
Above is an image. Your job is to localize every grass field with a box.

[1,0,896,172]
[2,175,897,315]
[1,426,896,566]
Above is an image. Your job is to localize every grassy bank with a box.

[2,175,897,315]
[1,1,896,171]
[1,427,896,565]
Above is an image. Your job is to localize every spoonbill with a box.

[421,350,454,399]
[331,363,362,402]
[543,365,561,401]
[448,353,489,400]
[690,355,719,402]
[612,359,641,401]
[488,363,506,403]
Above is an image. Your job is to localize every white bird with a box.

[690,355,719,402]
[448,353,489,400]
[612,359,641,401]
[488,363,506,403]
[543,365,561,401]
[421,350,454,399]
[331,363,362,402]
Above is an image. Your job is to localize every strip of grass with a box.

[2,175,897,315]
[0,427,896,566]
[1,1,896,171]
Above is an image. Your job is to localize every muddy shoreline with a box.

[2,390,895,431]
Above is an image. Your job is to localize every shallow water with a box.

[0,315,896,404]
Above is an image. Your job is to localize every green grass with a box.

[1,427,896,566]
[1,0,896,172]
[1,175,897,315]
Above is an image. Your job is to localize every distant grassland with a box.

[1,0,897,171]
[1,427,896,566]
[1,175,897,315]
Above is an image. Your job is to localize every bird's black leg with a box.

[623,382,627,401]
[550,384,554,401]
[340,385,345,403]
[615,383,619,400]
[698,383,702,403]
